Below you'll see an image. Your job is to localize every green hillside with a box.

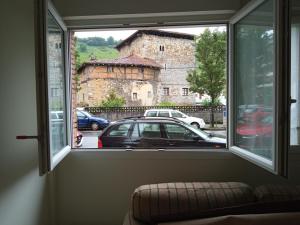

[76,45,119,68]
[75,36,121,69]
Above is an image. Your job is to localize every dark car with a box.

[97,117,226,149]
[77,110,110,131]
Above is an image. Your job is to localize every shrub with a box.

[100,90,126,107]
[158,101,177,107]
[200,98,221,107]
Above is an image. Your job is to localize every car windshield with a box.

[80,110,93,117]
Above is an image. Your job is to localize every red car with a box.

[236,115,273,148]
[241,106,272,122]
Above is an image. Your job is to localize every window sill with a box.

[69,148,236,160]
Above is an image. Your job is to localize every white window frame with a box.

[35,0,71,175]
[35,0,291,177]
[228,0,289,175]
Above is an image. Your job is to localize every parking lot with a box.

[78,129,226,149]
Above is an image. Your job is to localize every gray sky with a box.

[75,26,226,40]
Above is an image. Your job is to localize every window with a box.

[132,123,162,138]
[51,88,59,97]
[158,111,170,117]
[159,45,165,51]
[107,124,131,137]
[133,92,137,100]
[164,123,195,140]
[145,111,157,117]
[290,0,300,147]
[182,88,189,96]
[35,1,70,174]
[148,91,152,98]
[163,87,169,96]
[171,111,184,118]
[36,0,290,176]
[229,0,288,174]
[107,66,114,72]
[138,67,144,73]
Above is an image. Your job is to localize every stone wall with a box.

[119,33,196,104]
[77,65,159,106]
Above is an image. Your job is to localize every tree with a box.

[187,29,226,127]
[101,90,126,107]
[107,36,115,46]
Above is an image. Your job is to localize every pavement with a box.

[79,128,227,149]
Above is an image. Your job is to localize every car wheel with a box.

[91,122,99,131]
[191,122,200,129]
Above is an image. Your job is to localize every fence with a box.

[85,105,226,124]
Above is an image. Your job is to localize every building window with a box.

[107,66,114,72]
[133,92,137,100]
[138,67,144,73]
[51,88,59,97]
[163,87,169,96]
[148,91,152,98]
[182,88,189,96]
[159,45,165,51]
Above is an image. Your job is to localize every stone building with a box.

[116,30,197,104]
[78,29,197,106]
[77,54,161,106]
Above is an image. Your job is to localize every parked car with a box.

[77,110,110,131]
[238,105,272,122]
[144,109,205,129]
[97,117,225,149]
[236,115,273,148]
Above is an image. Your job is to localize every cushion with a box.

[254,185,300,202]
[131,182,255,223]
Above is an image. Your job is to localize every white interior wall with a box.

[54,151,300,225]
[0,0,50,225]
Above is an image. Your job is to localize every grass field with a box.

[76,45,119,67]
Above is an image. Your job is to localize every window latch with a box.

[290,98,297,104]
[16,135,39,140]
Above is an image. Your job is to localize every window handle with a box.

[290,98,297,104]
[16,135,39,140]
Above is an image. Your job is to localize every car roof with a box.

[114,116,184,124]
[145,109,176,111]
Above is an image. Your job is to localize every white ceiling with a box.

[52,0,251,28]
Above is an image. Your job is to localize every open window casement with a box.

[228,0,289,175]
[35,0,71,175]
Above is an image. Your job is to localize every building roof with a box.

[78,54,162,72]
[115,30,195,50]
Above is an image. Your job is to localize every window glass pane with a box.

[171,111,184,118]
[108,124,131,137]
[158,111,170,117]
[139,123,161,138]
[47,12,67,156]
[131,123,140,138]
[290,1,300,146]
[234,0,275,160]
[146,111,157,117]
[165,124,194,140]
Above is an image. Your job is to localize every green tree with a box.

[187,29,226,127]
[107,36,115,46]
[101,90,126,107]
[79,43,87,52]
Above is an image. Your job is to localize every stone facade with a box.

[78,64,159,106]
[78,30,197,106]
[118,31,196,104]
